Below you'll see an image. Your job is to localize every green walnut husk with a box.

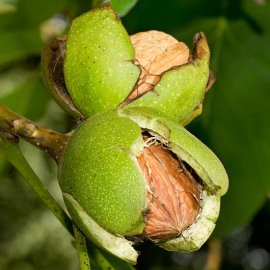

[42,36,83,119]
[64,4,140,118]
[62,4,211,124]
[59,108,228,264]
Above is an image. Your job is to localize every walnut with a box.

[128,31,190,100]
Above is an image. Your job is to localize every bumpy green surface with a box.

[119,107,228,196]
[59,111,146,236]
[128,60,209,124]
[64,5,140,117]
[127,33,210,124]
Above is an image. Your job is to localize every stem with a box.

[204,239,222,270]
[0,103,69,163]
[74,225,91,270]
[0,132,74,236]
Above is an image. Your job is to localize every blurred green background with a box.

[1,0,270,269]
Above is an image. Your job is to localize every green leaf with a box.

[91,0,106,8]
[193,1,270,239]
[178,2,270,238]
[111,0,138,17]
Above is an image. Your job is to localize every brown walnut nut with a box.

[137,136,201,241]
[126,30,190,102]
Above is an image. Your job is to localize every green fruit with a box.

[60,111,146,236]
[125,33,210,125]
[59,108,228,264]
[63,5,211,124]
[64,4,140,118]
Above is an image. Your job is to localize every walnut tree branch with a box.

[0,103,69,163]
